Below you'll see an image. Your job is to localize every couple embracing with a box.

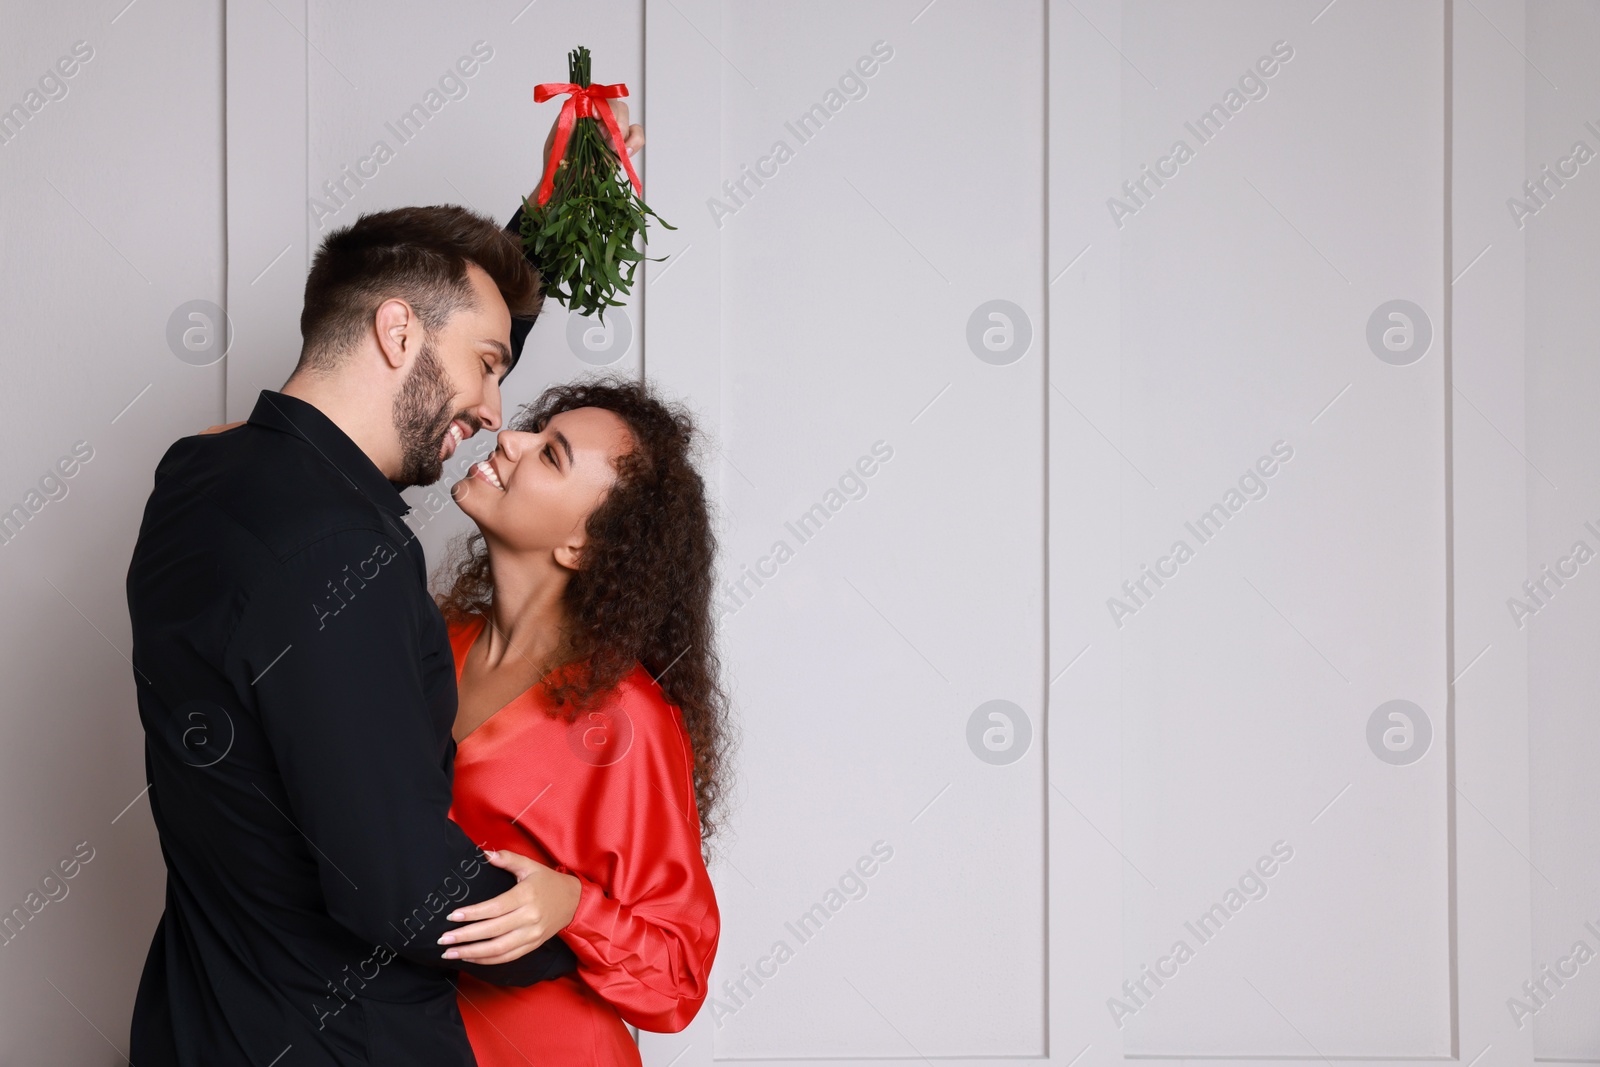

[125,108,727,1065]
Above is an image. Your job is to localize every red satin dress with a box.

[445,615,720,1066]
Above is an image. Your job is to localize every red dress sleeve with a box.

[553,676,720,1033]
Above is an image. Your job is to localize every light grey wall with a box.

[1524,1,1600,1055]
[0,0,223,1063]
[1113,0,1450,1052]
[708,3,1047,1056]
[0,0,1591,1063]
[1449,0,1535,1059]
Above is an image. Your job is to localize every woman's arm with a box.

[435,848,581,964]
[552,846,720,1033]
[441,692,720,1033]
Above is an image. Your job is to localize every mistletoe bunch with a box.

[520,46,674,322]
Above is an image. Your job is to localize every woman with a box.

[429,377,729,1066]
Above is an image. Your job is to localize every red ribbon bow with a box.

[531,81,642,208]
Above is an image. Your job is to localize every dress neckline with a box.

[451,614,540,749]
[448,613,665,750]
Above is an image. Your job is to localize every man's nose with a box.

[475,394,502,433]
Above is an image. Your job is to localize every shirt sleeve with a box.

[505,204,540,368]
[552,690,721,1032]
[231,528,574,987]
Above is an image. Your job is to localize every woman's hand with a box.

[437,849,582,965]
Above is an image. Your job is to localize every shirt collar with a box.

[246,390,411,517]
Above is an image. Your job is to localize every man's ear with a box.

[373,298,418,370]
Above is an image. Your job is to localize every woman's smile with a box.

[471,456,506,491]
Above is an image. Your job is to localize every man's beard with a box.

[392,340,469,488]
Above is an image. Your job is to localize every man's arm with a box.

[233,528,573,985]
[505,204,540,368]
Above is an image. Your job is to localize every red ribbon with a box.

[532,81,642,208]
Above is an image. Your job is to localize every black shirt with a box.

[126,389,575,1066]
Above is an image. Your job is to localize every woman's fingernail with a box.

[438,935,454,944]
[442,950,459,959]
[448,911,464,921]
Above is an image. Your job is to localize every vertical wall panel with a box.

[708,0,1047,1058]
[225,0,306,420]
[1049,0,1131,1052]
[1525,3,1600,1057]
[1114,0,1450,1054]
[1450,0,1536,1060]
[0,1,224,1061]
[642,0,722,431]
[639,5,721,1063]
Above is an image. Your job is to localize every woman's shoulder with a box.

[610,664,692,748]
[613,662,681,716]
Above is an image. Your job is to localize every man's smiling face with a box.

[391,262,516,488]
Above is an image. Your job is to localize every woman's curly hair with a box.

[436,376,732,855]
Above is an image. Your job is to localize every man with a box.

[125,111,644,1064]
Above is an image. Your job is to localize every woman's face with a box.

[453,406,634,570]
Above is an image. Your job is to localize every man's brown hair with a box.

[295,204,542,374]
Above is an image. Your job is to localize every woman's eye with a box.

[543,444,556,466]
